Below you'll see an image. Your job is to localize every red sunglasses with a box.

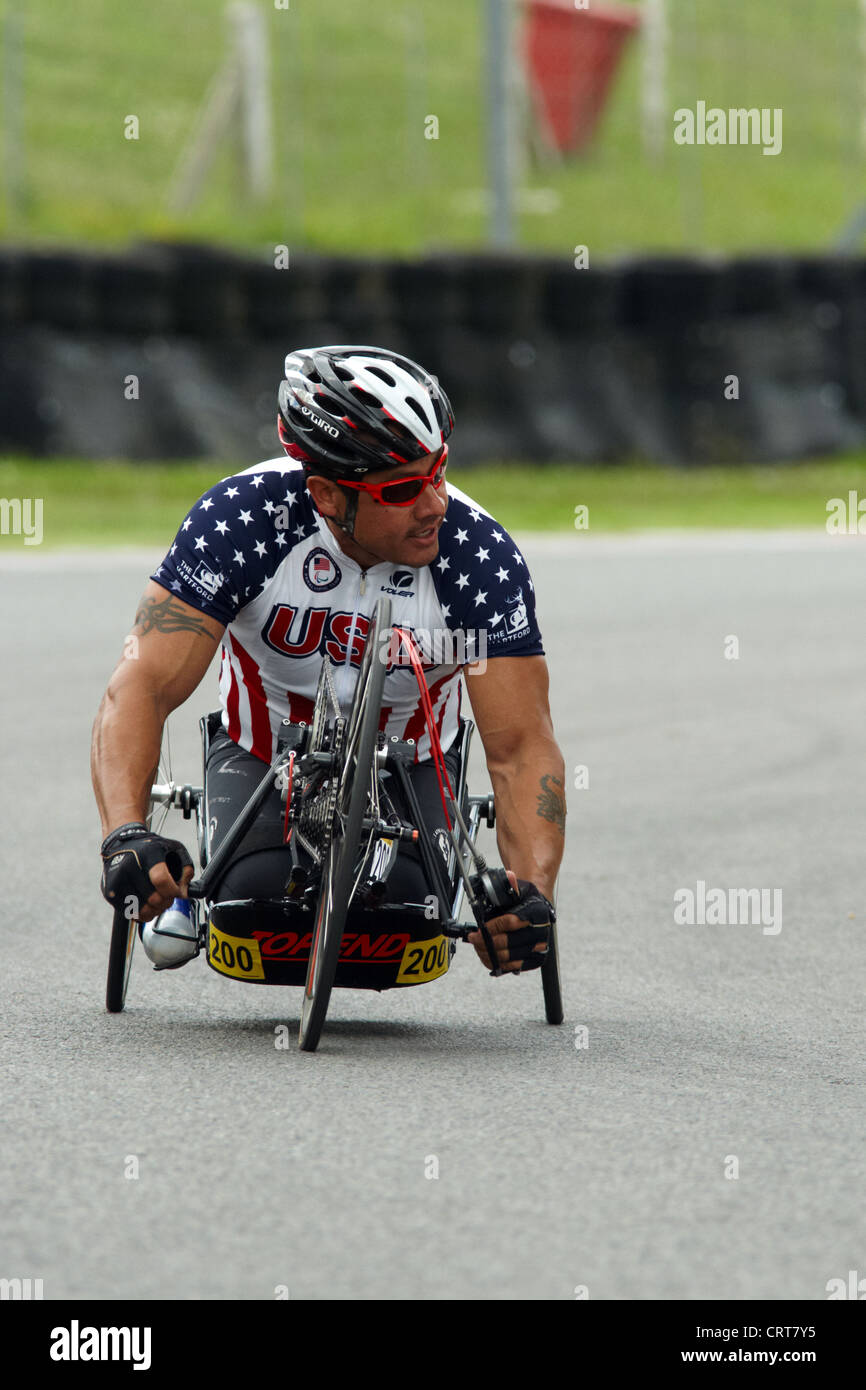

[335,446,448,506]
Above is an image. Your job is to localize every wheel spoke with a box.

[298,598,391,1051]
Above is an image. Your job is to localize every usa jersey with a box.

[151,458,544,763]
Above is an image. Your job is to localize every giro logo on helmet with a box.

[299,405,340,438]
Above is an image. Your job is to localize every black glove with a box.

[100,821,194,916]
[481,874,555,972]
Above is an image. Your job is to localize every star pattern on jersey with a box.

[152,466,541,660]
[152,464,319,623]
[429,495,542,657]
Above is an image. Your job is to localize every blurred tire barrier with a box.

[1,241,864,464]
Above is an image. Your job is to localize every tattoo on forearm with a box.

[133,596,213,638]
[536,773,566,833]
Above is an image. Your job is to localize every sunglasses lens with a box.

[381,478,424,504]
[378,456,446,504]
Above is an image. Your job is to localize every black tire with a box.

[106,906,137,1013]
[299,597,391,1051]
[541,921,564,1024]
[104,727,173,1013]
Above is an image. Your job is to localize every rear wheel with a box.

[105,906,137,1013]
[104,723,173,1013]
[299,598,391,1051]
[540,922,563,1024]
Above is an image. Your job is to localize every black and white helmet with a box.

[277,344,454,479]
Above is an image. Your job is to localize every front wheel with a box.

[299,597,391,1052]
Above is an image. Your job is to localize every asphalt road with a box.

[1,532,864,1301]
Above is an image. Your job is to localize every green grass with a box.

[2,0,862,256]
[2,457,864,549]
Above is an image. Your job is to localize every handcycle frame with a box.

[105,613,564,1042]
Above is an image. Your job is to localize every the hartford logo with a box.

[50,1320,151,1370]
[826,1270,866,1299]
[674,102,782,156]
[192,560,223,596]
[674,880,782,935]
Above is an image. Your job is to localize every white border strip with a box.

[0,529,857,571]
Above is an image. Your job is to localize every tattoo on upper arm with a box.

[536,773,566,833]
[133,595,215,638]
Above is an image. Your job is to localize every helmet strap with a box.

[333,486,359,540]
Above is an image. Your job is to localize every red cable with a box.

[393,627,455,830]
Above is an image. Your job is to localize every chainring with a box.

[295,716,347,862]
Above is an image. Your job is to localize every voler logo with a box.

[381,568,415,597]
[303,548,342,592]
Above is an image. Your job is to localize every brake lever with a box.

[444,794,520,977]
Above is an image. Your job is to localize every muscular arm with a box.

[465,654,566,903]
[91,582,225,839]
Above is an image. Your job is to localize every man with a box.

[92,345,566,974]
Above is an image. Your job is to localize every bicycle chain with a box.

[296,718,347,861]
[294,662,346,863]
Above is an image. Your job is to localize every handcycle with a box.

[105,597,564,1050]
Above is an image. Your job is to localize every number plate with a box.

[396,934,451,985]
[208,923,266,981]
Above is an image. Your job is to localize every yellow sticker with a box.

[396,934,451,986]
[208,923,266,981]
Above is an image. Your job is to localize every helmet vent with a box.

[385,419,415,444]
[405,396,431,428]
[349,385,382,409]
[366,366,397,387]
[331,364,353,382]
[314,391,344,413]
